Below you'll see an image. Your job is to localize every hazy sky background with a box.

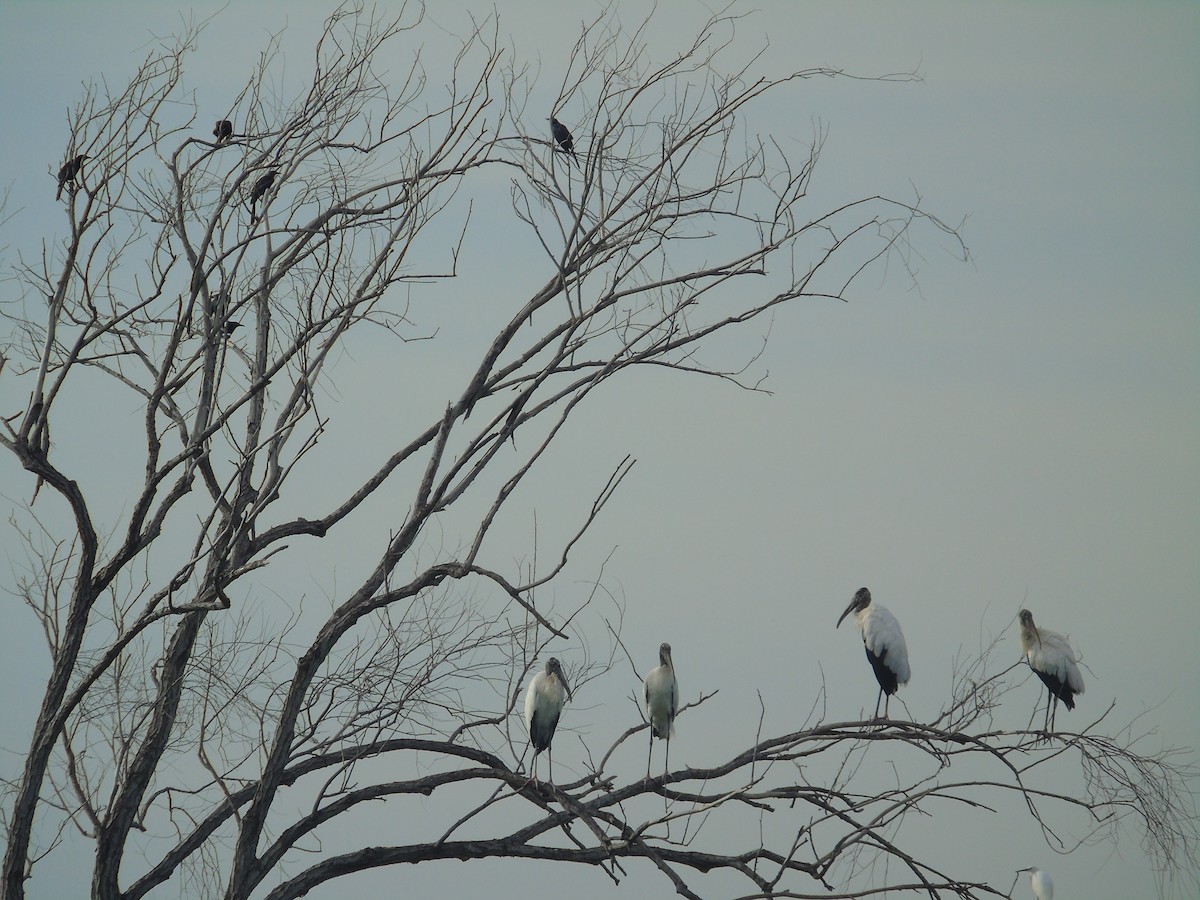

[1,1,1197,899]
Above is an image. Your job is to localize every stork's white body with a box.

[1018,866,1054,900]
[524,670,568,744]
[645,664,678,740]
[524,658,570,782]
[644,643,679,778]
[1020,626,1084,698]
[855,603,911,688]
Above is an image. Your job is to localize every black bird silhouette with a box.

[213,119,233,143]
[222,320,243,336]
[250,171,277,203]
[549,117,576,160]
[249,171,278,219]
[56,154,88,200]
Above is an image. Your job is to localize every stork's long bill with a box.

[547,658,572,702]
[1019,609,1044,650]
[836,587,871,628]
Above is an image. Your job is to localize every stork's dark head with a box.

[837,587,872,628]
[545,657,572,700]
[659,642,673,667]
[1018,608,1040,645]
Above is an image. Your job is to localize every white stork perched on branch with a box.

[643,642,678,779]
[1016,865,1054,900]
[524,657,571,784]
[1018,609,1084,732]
[837,587,910,719]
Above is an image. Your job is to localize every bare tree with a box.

[0,5,1194,900]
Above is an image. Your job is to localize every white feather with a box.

[524,665,568,750]
[1022,866,1054,900]
[857,603,911,686]
[644,664,679,739]
[1022,626,1085,695]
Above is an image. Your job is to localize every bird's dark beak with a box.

[836,598,857,628]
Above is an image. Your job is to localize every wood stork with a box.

[548,116,577,160]
[524,657,571,783]
[644,642,679,779]
[1016,865,1054,900]
[1018,609,1084,732]
[836,587,911,719]
[213,119,233,143]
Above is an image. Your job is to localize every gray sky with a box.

[1,1,1197,898]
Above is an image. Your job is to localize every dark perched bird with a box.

[248,171,278,220]
[549,116,576,160]
[222,320,243,336]
[250,171,277,204]
[524,657,571,783]
[644,642,679,779]
[837,587,911,719]
[56,154,88,200]
[213,119,233,143]
[1018,609,1084,732]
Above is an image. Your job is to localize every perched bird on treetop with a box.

[56,154,88,201]
[643,642,679,779]
[1017,609,1084,732]
[248,171,278,222]
[213,119,233,142]
[250,171,277,204]
[549,116,576,160]
[524,657,571,783]
[1016,866,1054,900]
[836,587,911,719]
